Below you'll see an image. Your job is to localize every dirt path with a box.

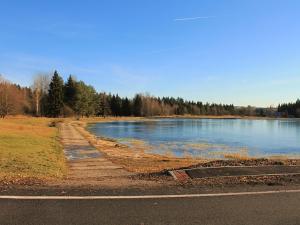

[59,123,133,181]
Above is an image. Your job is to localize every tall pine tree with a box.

[64,75,77,112]
[121,97,131,116]
[47,71,64,117]
[133,94,142,116]
[110,94,122,116]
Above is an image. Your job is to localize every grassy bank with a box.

[0,117,66,183]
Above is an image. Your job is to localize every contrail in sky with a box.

[174,16,214,21]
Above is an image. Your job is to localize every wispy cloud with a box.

[174,16,215,22]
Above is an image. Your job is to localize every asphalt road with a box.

[1,192,300,225]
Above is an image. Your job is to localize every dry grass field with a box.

[0,116,67,182]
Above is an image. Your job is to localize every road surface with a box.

[1,191,300,225]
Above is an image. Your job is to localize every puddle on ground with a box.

[64,147,102,161]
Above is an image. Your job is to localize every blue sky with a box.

[1,0,300,107]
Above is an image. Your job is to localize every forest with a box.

[0,71,298,118]
[278,100,300,118]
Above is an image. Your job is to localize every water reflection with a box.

[87,119,300,159]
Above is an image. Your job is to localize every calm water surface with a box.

[87,119,300,159]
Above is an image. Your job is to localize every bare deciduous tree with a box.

[0,75,10,118]
[0,75,24,118]
[32,74,50,116]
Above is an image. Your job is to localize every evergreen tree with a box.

[133,94,142,116]
[109,95,116,116]
[115,95,122,116]
[110,94,122,116]
[95,93,110,117]
[176,98,185,115]
[75,81,97,117]
[121,97,131,116]
[278,99,300,117]
[64,75,77,111]
[47,71,64,117]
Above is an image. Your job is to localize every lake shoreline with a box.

[79,117,300,172]
[73,120,208,173]
[84,116,300,160]
[87,114,298,119]
[1,116,299,189]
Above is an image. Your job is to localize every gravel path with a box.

[60,123,133,180]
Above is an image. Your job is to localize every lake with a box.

[87,119,300,159]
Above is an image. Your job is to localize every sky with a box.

[0,0,300,107]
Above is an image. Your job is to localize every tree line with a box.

[0,75,31,118]
[278,100,300,118]
[0,71,298,118]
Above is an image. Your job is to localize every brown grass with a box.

[223,153,252,161]
[0,116,67,182]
